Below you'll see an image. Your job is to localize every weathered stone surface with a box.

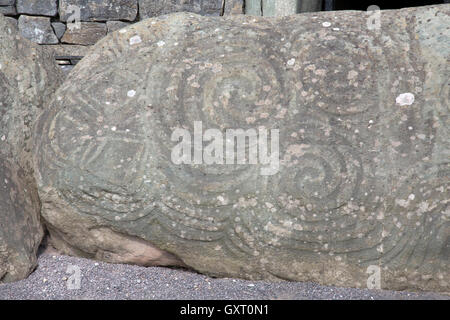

[245,0,261,15]
[47,43,91,56]
[18,15,59,44]
[0,1,15,6]
[106,20,130,34]
[224,0,244,15]
[139,0,223,19]
[246,0,323,15]
[17,0,58,17]
[51,22,66,40]
[262,0,297,16]
[4,16,17,29]
[61,22,106,45]
[59,0,138,22]
[299,0,323,12]
[0,14,63,282]
[34,6,450,292]
[0,5,16,16]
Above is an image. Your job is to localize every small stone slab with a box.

[59,0,138,22]
[17,0,58,17]
[61,22,106,45]
[18,15,58,44]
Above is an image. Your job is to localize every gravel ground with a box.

[0,253,448,300]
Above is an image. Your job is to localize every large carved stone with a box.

[0,14,63,282]
[34,5,449,292]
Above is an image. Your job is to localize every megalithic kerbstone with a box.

[0,14,63,282]
[33,5,450,292]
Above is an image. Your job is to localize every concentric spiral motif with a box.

[281,16,387,118]
[276,117,363,213]
[135,20,293,248]
[250,113,384,263]
[379,168,449,271]
[37,66,158,223]
[33,10,450,291]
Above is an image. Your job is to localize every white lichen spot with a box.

[395,198,409,208]
[129,35,141,45]
[246,117,256,124]
[287,58,296,66]
[157,40,165,47]
[217,195,228,205]
[347,70,358,80]
[127,90,136,97]
[212,63,222,73]
[417,134,426,140]
[396,92,415,106]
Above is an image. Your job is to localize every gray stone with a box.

[4,16,17,29]
[245,0,261,15]
[59,0,138,22]
[224,0,244,15]
[139,0,223,19]
[0,0,15,6]
[0,14,63,282]
[61,22,106,45]
[106,20,130,34]
[246,0,323,16]
[34,6,450,292]
[51,22,66,39]
[17,0,58,17]
[299,0,323,12]
[46,43,91,57]
[262,0,296,16]
[0,5,16,16]
[18,15,58,44]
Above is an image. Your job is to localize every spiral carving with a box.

[34,11,450,291]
